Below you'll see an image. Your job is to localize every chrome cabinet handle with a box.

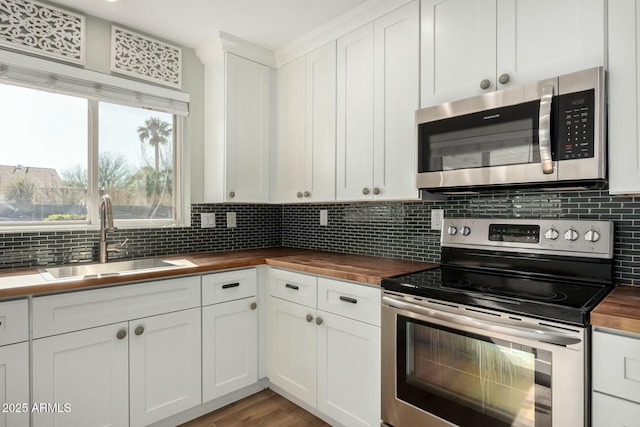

[297,192,303,198]
[305,314,313,323]
[134,326,144,336]
[498,73,511,85]
[480,79,491,90]
[315,317,323,326]
[339,296,358,304]
[362,187,370,195]
[372,187,380,195]
[303,191,310,198]
[382,296,581,346]
[229,191,235,198]
[539,82,555,174]
[116,329,127,340]
[250,302,257,310]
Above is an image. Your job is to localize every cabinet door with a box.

[608,0,640,194]
[0,342,29,427]
[317,311,381,427]
[277,56,307,203]
[305,41,337,202]
[202,297,258,402]
[497,0,605,89]
[129,308,201,427]
[226,53,271,203]
[32,323,129,427]
[373,0,420,200]
[267,297,317,407]
[593,392,640,427]
[421,0,497,107]
[336,23,375,201]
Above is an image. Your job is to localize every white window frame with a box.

[0,50,191,231]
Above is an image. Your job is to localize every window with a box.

[0,82,182,228]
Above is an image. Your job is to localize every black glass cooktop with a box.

[382,267,613,326]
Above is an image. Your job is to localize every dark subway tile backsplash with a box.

[0,204,282,269]
[1,189,639,286]
[283,190,640,285]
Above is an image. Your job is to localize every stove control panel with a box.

[441,218,613,258]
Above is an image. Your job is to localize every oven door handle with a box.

[382,296,581,346]
[539,82,555,174]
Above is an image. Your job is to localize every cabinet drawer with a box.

[317,278,381,326]
[202,268,257,305]
[0,299,28,346]
[33,276,201,338]
[593,330,640,403]
[269,269,317,308]
[592,391,640,427]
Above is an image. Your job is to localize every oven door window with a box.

[418,100,546,172]
[397,315,551,427]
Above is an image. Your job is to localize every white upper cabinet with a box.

[277,42,336,203]
[336,22,375,201]
[608,0,640,195]
[204,53,271,203]
[421,0,606,107]
[337,1,420,201]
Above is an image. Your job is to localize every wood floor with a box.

[180,389,331,427]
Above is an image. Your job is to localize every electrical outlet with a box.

[226,212,236,228]
[200,213,216,228]
[431,209,444,230]
[320,210,328,226]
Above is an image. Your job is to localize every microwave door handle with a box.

[539,83,555,174]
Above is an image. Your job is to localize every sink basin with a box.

[40,258,194,281]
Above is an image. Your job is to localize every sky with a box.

[0,83,172,175]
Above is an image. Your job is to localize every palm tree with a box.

[136,118,172,172]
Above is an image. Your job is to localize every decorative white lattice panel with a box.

[0,0,85,64]
[111,26,182,89]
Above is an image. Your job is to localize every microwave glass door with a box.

[419,100,546,173]
[396,314,551,427]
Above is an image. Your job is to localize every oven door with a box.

[381,294,586,427]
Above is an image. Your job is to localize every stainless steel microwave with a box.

[416,67,606,192]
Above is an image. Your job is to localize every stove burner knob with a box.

[447,226,458,236]
[461,226,471,236]
[564,229,579,241]
[585,230,601,243]
[544,228,559,240]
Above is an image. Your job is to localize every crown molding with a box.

[274,0,413,68]
[196,31,275,68]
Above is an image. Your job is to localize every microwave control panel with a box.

[557,89,595,160]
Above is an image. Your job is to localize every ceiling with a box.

[48,0,368,53]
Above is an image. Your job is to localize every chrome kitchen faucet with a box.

[98,194,117,263]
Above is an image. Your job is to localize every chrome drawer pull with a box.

[339,296,358,304]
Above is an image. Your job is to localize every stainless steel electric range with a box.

[381,218,614,427]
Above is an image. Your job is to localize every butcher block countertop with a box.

[0,247,437,299]
[591,285,640,335]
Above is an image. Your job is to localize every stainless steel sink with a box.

[40,258,194,280]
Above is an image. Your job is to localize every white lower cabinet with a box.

[129,308,202,426]
[202,268,259,402]
[0,299,29,427]
[316,311,380,427]
[32,323,130,427]
[592,328,640,427]
[32,277,202,427]
[267,269,381,426]
[267,296,317,407]
[0,342,29,427]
